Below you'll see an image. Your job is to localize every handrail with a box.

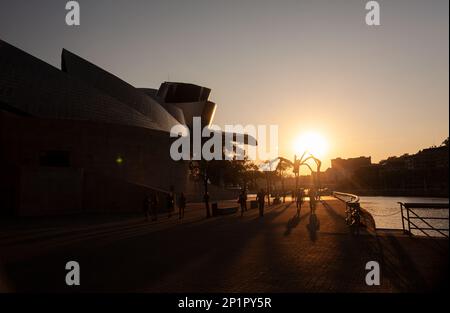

[332,191,359,204]
[399,202,449,238]
[333,191,361,235]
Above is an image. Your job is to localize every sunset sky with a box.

[0,0,448,170]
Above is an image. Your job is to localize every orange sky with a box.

[1,0,448,173]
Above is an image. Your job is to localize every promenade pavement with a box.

[0,198,447,292]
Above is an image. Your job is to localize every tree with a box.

[235,157,260,191]
[191,157,261,218]
[189,160,212,218]
[276,161,290,203]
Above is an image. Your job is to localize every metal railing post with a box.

[355,202,361,235]
[400,203,406,234]
[338,197,449,238]
[333,191,361,235]
[406,206,411,236]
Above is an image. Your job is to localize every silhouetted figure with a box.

[243,190,248,211]
[296,188,304,216]
[238,191,247,217]
[178,192,186,219]
[150,193,158,221]
[256,189,265,217]
[143,195,151,222]
[309,188,317,213]
[166,192,174,218]
[204,192,211,218]
[307,212,320,242]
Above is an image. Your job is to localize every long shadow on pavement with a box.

[3,202,292,292]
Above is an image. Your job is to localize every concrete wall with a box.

[82,171,171,214]
[17,167,83,216]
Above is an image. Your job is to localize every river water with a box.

[359,196,449,236]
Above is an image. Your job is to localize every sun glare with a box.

[293,131,328,158]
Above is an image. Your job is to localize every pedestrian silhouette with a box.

[243,189,248,211]
[307,212,320,242]
[204,192,211,218]
[166,192,174,218]
[296,188,304,216]
[238,190,247,217]
[256,189,265,217]
[178,192,186,219]
[309,188,317,213]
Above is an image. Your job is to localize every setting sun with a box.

[293,131,328,158]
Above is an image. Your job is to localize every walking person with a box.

[309,188,317,213]
[243,189,248,211]
[204,191,211,218]
[178,192,186,219]
[166,192,174,218]
[238,191,247,217]
[296,188,304,216]
[242,190,248,212]
[256,188,265,217]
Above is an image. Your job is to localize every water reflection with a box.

[359,196,449,235]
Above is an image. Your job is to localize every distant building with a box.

[0,39,221,216]
[380,146,449,171]
[326,147,449,197]
[407,146,449,170]
[327,156,372,182]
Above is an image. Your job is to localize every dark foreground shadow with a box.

[284,210,308,236]
[2,202,292,292]
[306,211,320,242]
[322,200,448,292]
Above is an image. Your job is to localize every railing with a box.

[399,202,449,238]
[333,191,361,235]
[332,191,359,204]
